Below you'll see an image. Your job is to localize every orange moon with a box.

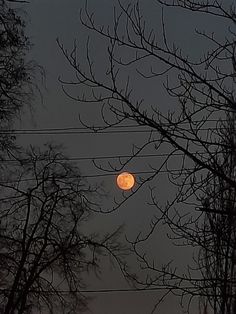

[116,172,135,190]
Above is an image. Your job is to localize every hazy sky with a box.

[14,0,231,313]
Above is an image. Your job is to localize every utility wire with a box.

[0,287,174,294]
[0,129,153,135]
[0,125,141,132]
[1,151,212,163]
[0,119,228,135]
[0,127,227,135]
[0,168,206,185]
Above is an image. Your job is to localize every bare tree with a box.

[57,0,236,313]
[198,106,236,314]
[0,0,42,158]
[0,144,126,313]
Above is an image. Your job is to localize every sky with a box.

[12,0,232,313]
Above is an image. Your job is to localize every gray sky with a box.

[14,0,231,313]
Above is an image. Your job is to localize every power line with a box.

[0,168,206,185]
[0,286,185,294]
[1,125,140,133]
[1,151,211,163]
[0,119,228,135]
[0,171,154,184]
[0,128,226,135]
[0,129,153,135]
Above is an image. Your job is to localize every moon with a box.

[116,172,135,190]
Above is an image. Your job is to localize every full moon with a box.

[116,172,135,190]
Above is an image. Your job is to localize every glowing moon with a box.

[116,172,135,190]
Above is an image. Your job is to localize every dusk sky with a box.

[11,0,233,313]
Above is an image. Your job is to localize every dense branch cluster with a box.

[58,0,236,313]
[0,2,127,313]
[0,0,39,156]
[0,145,126,313]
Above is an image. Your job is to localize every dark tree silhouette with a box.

[0,0,41,158]
[58,0,236,313]
[0,144,126,313]
[0,3,128,313]
[198,107,236,314]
